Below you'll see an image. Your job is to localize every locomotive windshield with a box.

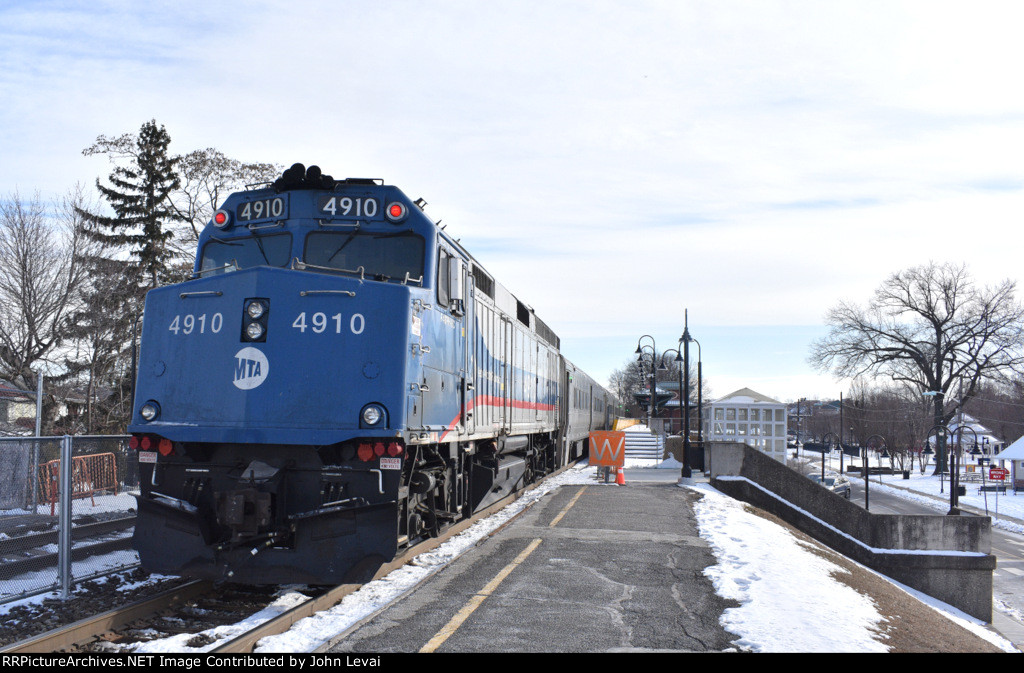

[304,231,424,283]
[200,233,292,275]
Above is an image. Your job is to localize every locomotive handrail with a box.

[316,220,361,229]
[179,290,224,298]
[246,221,285,231]
[299,289,357,297]
[290,257,365,281]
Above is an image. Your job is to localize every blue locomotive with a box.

[128,164,615,584]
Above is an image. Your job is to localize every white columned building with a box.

[704,388,788,462]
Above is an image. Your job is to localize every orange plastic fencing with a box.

[37,453,119,516]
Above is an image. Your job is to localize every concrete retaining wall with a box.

[705,442,995,622]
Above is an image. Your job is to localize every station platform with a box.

[326,468,740,653]
[318,465,1014,653]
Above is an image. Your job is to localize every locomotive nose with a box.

[131,266,411,445]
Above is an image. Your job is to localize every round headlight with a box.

[362,406,383,426]
[246,300,266,320]
[140,402,160,422]
[245,322,265,340]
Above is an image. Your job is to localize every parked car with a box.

[808,472,851,499]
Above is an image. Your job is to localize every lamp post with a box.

[923,390,948,474]
[822,432,839,482]
[691,337,703,456]
[949,424,976,515]
[864,435,886,512]
[679,310,697,479]
[635,336,657,428]
[926,424,951,500]
[659,349,684,436]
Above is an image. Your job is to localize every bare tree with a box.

[963,379,1024,446]
[609,351,710,424]
[810,262,1024,472]
[171,148,280,252]
[0,187,97,429]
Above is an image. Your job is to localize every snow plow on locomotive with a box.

[128,164,615,584]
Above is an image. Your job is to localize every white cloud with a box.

[2,0,1023,401]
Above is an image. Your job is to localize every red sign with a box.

[989,467,1008,481]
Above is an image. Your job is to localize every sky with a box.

[3,0,1024,402]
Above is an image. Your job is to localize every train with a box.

[128,164,616,584]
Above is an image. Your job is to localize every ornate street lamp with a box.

[635,336,657,428]
[659,349,684,436]
[679,310,698,480]
[863,435,886,512]
[821,432,839,482]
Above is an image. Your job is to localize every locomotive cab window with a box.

[304,231,425,283]
[436,248,465,315]
[438,249,451,307]
[200,233,292,275]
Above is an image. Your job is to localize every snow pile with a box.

[690,483,890,652]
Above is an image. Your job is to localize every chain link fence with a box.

[0,435,139,604]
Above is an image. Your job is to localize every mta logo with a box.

[233,347,269,390]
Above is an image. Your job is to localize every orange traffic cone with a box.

[616,469,626,486]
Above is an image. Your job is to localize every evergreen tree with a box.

[79,119,183,289]
[67,120,183,432]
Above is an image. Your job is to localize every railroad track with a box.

[0,517,136,577]
[1,463,579,653]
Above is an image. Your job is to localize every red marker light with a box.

[128,436,139,450]
[140,436,152,451]
[158,438,174,456]
[385,202,407,222]
[387,442,403,457]
[374,442,386,457]
[213,209,230,228]
[357,443,374,462]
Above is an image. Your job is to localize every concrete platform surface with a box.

[327,481,740,653]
